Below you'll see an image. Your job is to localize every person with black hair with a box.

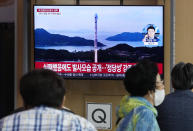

[116,59,164,131]
[157,62,193,131]
[0,69,96,131]
[143,26,159,43]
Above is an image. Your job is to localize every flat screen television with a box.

[34,5,164,79]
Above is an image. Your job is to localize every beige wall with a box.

[164,0,171,94]
[175,0,193,64]
[16,0,193,130]
[16,1,170,131]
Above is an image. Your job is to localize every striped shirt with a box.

[0,106,97,131]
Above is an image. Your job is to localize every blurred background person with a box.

[157,62,193,131]
[116,59,165,131]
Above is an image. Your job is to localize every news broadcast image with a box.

[34,6,164,79]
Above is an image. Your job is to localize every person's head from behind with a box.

[147,26,156,39]
[124,59,158,97]
[124,59,165,106]
[20,69,66,108]
[171,62,193,90]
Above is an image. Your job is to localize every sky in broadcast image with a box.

[34,6,163,34]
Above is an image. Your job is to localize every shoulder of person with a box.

[137,106,155,117]
[69,113,97,130]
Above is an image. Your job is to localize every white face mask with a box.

[154,89,165,106]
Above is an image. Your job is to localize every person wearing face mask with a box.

[157,62,193,131]
[116,59,164,131]
[155,74,165,106]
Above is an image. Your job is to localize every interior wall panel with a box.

[16,0,171,130]
[175,0,193,63]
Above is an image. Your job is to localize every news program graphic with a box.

[142,24,161,46]
[34,6,164,79]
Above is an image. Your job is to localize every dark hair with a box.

[124,59,158,96]
[147,26,155,31]
[171,62,193,90]
[20,69,66,108]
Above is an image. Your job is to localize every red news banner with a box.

[37,9,59,12]
[35,62,163,74]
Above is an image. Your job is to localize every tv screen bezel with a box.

[33,5,164,80]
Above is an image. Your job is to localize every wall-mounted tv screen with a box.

[34,5,164,79]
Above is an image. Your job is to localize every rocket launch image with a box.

[94,13,98,63]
